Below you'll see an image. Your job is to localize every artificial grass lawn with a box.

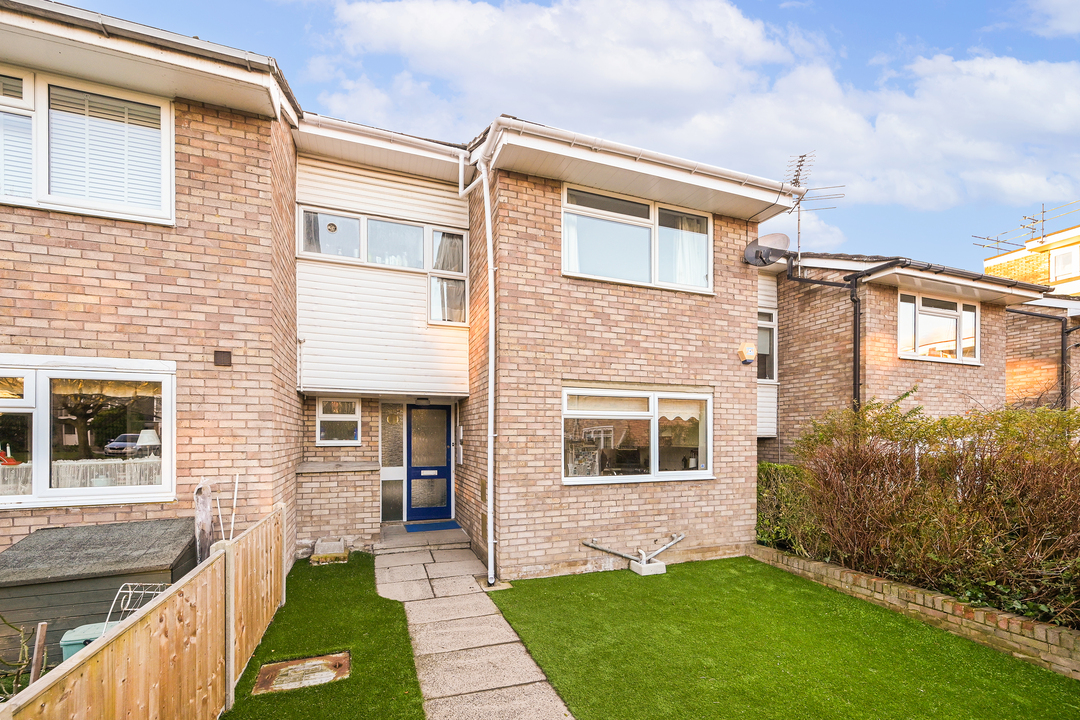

[490,557,1080,720]
[222,553,424,720]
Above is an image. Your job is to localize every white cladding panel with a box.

[297,260,469,395]
[297,156,469,229]
[757,272,778,309]
[757,383,778,437]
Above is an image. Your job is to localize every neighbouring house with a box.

[756,253,1049,462]
[984,223,1080,293]
[0,1,805,585]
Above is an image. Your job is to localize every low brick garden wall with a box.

[748,544,1080,680]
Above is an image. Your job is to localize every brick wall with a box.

[749,545,1080,680]
[775,271,1007,461]
[985,251,1050,286]
[0,101,301,548]
[479,171,759,580]
[1005,308,1080,408]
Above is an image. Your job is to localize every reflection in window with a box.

[368,219,423,269]
[318,399,360,443]
[899,295,916,354]
[898,293,978,361]
[49,379,162,489]
[658,398,706,472]
[0,413,31,496]
[303,211,360,258]
[564,212,651,283]
[564,418,651,477]
[962,304,977,358]
[0,377,23,400]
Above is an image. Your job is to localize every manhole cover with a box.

[252,651,350,695]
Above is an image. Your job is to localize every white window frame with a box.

[315,397,363,447]
[1050,246,1079,283]
[297,205,469,326]
[561,184,714,294]
[757,309,778,383]
[561,387,713,486]
[897,293,981,365]
[0,353,176,509]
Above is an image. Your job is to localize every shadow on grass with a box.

[491,556,1080,720]
[223,553,424,720]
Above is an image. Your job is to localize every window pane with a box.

[564,418,650,477]
[0,111,33,199]
[658,210,709,287]
[0,377,24,400]
[566,188,649,219]
[757,312,774,323]
[899,294,916,354]
[567,395,649,413]
[962,305,977,358]
[433,231,464,273]
[321,400,356,415]
[320,420,358,442]
[303,211,360,258]
[430,277,466,323]
[658,399,707,472]
[1054,251,1075,280]
[757,327,774,380]
[0,413,32,496]
[917,313,958,358]
[381,403,404,468]
[564,212,651,283]
[921,297,957,312]
[49,87,162,209]
[0,74,23,100]
[368,219,423,269]
[50,379,162,489]
[410,408,448,467]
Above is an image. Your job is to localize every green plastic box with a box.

[59,622,118,661]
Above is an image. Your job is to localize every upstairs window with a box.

[1051,247,1078,283]
[562,186,711,291]
[899,293,979,363]
[300,207,468,325]
[0,66,173,222]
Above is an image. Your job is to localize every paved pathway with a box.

[374,525,574,720]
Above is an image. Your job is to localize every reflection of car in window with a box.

[103,434,141,456]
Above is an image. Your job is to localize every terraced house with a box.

[0,0,809,583]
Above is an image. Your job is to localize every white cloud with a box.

[759,207,847,252]
[317,0,1080,252]
[1022,0,1080,37]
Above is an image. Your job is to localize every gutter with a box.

[304,113,468,162]
[469,116,805,202]
[0,0,303,118]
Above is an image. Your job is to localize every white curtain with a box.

[564,213,580,273]
[667,215,707,286]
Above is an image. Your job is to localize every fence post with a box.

[212,539,237,711]
[274,501,287,608]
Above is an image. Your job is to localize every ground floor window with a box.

[562,388,711,485]
[0,354,175,508]
[316,398,362,445]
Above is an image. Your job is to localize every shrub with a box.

[759,400,1080,630]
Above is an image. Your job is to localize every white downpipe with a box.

[479,158,497,587]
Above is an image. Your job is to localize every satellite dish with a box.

[743,233,790,267]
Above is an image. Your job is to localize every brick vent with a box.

[748,544,1080,680]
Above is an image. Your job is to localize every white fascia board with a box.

[1042,279,1080,299]
[294,115,467,184]
[1025,225,1080,253]
[0,10,294,121]
[0,352,176,373]
[299,383,469,398]
[791,257,879,273]
[864,267,1045,305]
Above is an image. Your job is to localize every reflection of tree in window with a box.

[50,379,161,460]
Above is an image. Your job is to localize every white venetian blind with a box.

[49,86,162,210]
[0,111,32,198]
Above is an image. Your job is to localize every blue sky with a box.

[67,0,1080,271]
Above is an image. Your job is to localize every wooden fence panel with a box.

[232,508,284,677]
[0,552,228,720]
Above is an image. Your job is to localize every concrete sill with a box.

[296,461,380,475]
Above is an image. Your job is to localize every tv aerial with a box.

[783,152,844,275]
[744,233,790,266]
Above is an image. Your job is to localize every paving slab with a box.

[424,682,574,720]
[426,559,489,579]
[415,643,546,699]
[409,614,520,655]
[376,564,428,584]
[430,575,482,598]
[405,592,500,625]
[430,549,482,563]
[377,579,434,602]
[375,550,433,568]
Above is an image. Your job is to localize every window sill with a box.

[428,320,469,329]
[757,379,779,385]
[562,271,715,296]
[0,195,175,227]
[0,492,177,510]
[898,354,983,367]
[563,473,715,486]
[314,441,364,448]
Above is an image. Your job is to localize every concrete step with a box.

[375,541,471,555]
[374,525,472,555]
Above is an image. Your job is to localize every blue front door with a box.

[406,404,452,521]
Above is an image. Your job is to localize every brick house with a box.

[1,2,806,581]
[757,253,1048,462]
